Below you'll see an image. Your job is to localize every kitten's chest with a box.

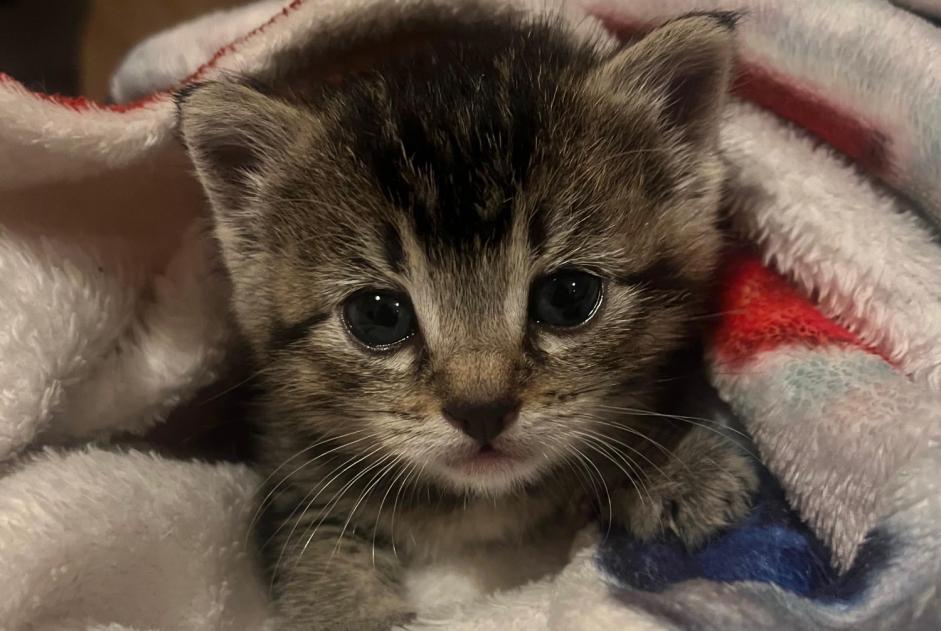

[397,491,590,604]
[395,487,589,564]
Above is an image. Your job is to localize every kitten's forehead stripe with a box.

[332,28,594,260]
[349,255,382,276]
[381,221,406,274]
[526,205,548,256]
[354,86,529,255]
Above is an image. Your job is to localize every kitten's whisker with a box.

[246,430,372,544]
[291,458,394,574]
[551,436,601,502]
[574,416,696,478]
[575,433,652,511]
[534,434,588,497]
[589,409,760,462]
[594,403,754,441]
[593,404,731,428]
[553,381,644,400]
[259,436,376,551]
[576,432,659,491]
[398,459,430,556]
[296,450,395,567]
[680,308,748,322]
[566,443,613,539]
[330,456,401,559]
[578,434,663,535]
[199,365,270,405]
[270,443,386,586]
[388,463,417,560]
[372,459,416,567]
[569,423,672,480]
[583,412,759,481]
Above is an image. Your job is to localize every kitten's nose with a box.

[442,399,520,445]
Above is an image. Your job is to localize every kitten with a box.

[177,7,757,630]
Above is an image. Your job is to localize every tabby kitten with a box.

[177,7,757,630]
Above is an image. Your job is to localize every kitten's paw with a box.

[273,575,415,631]
[612,429,759,549]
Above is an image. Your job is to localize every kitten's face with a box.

[179,14,733,495]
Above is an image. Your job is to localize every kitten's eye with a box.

[343,290,415,348]
[530,270,603,328]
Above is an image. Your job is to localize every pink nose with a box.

[442,399,521,445]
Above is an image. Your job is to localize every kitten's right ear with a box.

[175,81,313,211]
[591,13,737,146]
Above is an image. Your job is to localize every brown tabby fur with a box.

[177,6,757,629]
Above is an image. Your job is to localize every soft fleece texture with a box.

[1,1,940,629]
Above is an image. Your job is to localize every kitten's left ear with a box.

[592,13,737,145]
[175,80,317,213]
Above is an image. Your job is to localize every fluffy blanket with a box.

[2,0,941,629]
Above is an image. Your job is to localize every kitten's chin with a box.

[432,447,546,496]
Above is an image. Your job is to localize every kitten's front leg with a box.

[269,527,414,631]
[610,426,759,549]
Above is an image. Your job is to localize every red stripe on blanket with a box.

[185,0,305,85]
[0,72,161,112]
[731,65,888,174]
[594,15,889,175]
[710,252,878,367]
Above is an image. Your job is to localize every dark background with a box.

[0,0,244,100]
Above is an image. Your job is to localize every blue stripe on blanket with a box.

[596,469,887,600]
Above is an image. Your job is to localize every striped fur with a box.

[177,9,756,629]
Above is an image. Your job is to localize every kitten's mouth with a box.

[436,442,545,493]
[475,444,506,458]
[451,444,518,471]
